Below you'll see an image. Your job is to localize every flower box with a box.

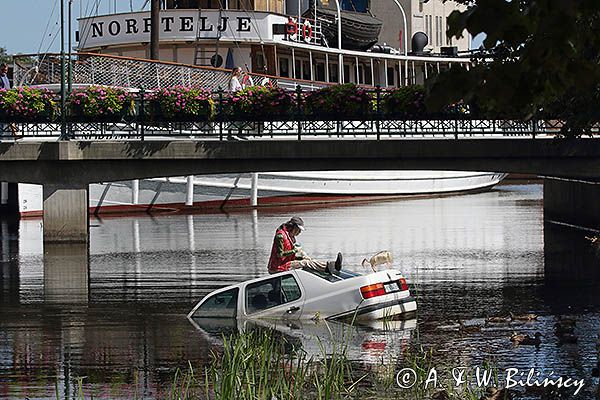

[0,87,56,122]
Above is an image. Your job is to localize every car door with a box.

[243,272,305,320]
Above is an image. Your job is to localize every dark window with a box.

[295,59,302,79]
[315,63,325,81]
[343,64,351,83]
[193,288,239,318]
[387,67,395,86]
[364,65,372,85]
[255,54,266,73]
[329,63,339,83]
[279,57,289,77]
[246,275,302,314]
[302,61,311,80]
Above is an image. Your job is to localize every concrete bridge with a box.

[0,137,598,282]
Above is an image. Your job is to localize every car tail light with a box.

[360,283,386,299]
[398,278,409,291]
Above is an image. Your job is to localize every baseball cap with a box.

[289,216,305,231]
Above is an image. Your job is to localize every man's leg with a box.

[289,259,328,273]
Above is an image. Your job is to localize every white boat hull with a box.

[16,171,507,217]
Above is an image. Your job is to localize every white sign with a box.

[78,10,286,49]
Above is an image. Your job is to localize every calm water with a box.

[1,184,599,399]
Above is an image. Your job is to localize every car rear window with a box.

[305,269,362,282]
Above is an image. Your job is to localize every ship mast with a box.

[150,0,160,59]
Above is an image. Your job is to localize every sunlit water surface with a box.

[1,184,599,399]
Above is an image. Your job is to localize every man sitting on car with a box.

[267,216,342,275]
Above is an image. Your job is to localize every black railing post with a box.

[217,86,224,141]
[375,85,382,140]
[454,119,459,140]
[532,118,537,139]
[296,85,303,140]
[139,87,145,141]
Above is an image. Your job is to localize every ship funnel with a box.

[411,32,429,54]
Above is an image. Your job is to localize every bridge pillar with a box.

[0,182,19,216]
[43,243,89,303]
[544,177,600,282]
[43,184,89,244]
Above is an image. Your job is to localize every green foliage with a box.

[0,47,11,64]
[0,87,56,122]
[381,86,427,118]
[148,86,214,122]
[304,83,373,120]
[222,86,295,121]
[428,0,600,136]
[68,86,134,122]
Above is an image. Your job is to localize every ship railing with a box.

[12,52,334,92]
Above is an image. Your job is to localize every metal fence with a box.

[0,117,578,141]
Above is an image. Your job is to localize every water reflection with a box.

[1,184,600,399]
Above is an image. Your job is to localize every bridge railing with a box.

[0,117,581,141]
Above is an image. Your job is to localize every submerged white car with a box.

[187,268,417,322]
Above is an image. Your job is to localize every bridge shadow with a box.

[544,221,600,284]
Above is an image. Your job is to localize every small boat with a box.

[306,7,383,50]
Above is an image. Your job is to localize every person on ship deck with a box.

[268,216,343,275]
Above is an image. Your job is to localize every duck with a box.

[557,332,578,345]
[557,316,577,326]
[480,387,515,400]
[459,320,482,334]
[486,315,511,324]
[585,235,599,244]
[554,322,575,335]
[510,312,538,322]
[510,332,542,346]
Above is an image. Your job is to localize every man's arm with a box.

[276,233,296,258]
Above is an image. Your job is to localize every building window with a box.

[435,16,439,47]
[427,15,433,45]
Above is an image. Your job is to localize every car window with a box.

[192,288,238,318]
[246,275,302,314]
[281,275,301,302]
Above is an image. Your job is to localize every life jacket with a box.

[267,225,296,273]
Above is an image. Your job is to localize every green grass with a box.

[54,323,503,400]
